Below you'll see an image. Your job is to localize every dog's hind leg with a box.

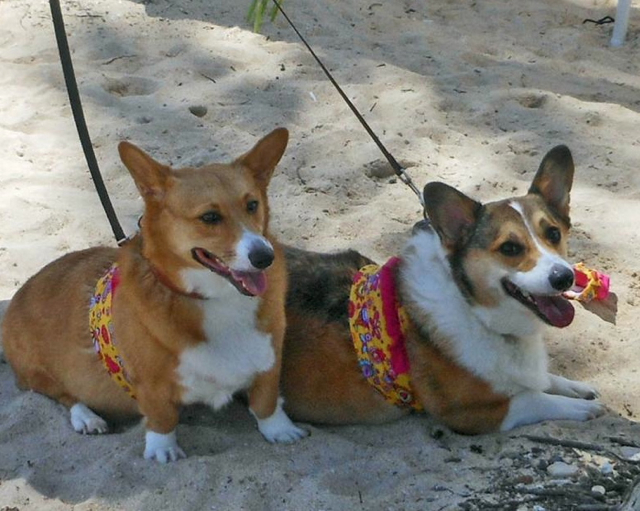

[69,403,109,434]
[19,368,109,435]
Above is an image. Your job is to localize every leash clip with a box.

[116,235,134,247]
[396,167,424,207]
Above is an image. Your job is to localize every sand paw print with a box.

[517,93,547,109]
[103,76,159,97]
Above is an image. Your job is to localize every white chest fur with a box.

[400,230,550,396]
[176,271,275,409]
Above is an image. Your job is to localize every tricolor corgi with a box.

[281,145,605,433]
[2,128,307,462]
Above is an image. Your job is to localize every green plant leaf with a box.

[247,0,284,32]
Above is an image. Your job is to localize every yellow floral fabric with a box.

[348,258,422,411]
[89,264,136,399]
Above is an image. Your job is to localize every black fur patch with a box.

[448,248,476,302]
[284,246,375,326]
[446,205,496,303]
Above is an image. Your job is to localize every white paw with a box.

[548,374,599,400]
[144,430,186,463]
[565,380,599,400]
[571,381,600,400]
[501,391,607,431]
[70,403,109,434]
[563,397,606,421]
[253,401,309,444]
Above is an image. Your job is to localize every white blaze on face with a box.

[232,228,274,272]
[508,201,573,295]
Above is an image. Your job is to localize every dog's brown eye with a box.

[200,211,223,224]
[247,200,259,214]
[546,226,561,244]
[499,241,524,257]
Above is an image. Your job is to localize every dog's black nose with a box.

[249,245,274,270]
[549,264,574,291]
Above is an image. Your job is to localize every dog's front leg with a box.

[137,386,185,463]
[249,361,308,444]
[500,390,605,431]
[546,373,599,400]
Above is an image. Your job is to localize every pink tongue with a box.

[535,295,575,328]
[232,270,267,296]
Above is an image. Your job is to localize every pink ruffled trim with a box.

[378,257,410,375]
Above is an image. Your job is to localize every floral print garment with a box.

[348,257,422,411]
[89,263,136,399]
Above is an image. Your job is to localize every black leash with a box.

[583,16,615,25]
[49,0,423,243]
[270,0,424,206]
[49,0,127,245]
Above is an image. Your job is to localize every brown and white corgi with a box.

[2,127,307,462]
[281,145,605,434]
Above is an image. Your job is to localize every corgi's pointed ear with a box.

[423,182,482,250]
[528,145,574,220]
[118,142,170,200]
[236,128,289,186]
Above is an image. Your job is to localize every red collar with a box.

[149,265,207,300]
[136,233,206,300]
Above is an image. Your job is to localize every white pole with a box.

[611,0,632,47]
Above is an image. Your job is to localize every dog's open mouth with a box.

[192,248,267,297]
[502,279,575,328]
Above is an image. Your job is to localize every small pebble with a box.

[546,461,579,478]
[189,105,208,118]
[500,450,521,460]
[516,474,534,484]
[600,461,614,475]
[591,485,606,496]
[621,447,640,461]
[549,454,565,464]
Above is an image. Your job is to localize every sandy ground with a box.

[1,0,640,509]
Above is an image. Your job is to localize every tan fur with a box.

[3,128,292,444]
[248,242,287,420]
[281,312,406,425]
[403,325,510,434]
[280,285,508,433]
[3,247,139,418]
[282,145,602,435]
